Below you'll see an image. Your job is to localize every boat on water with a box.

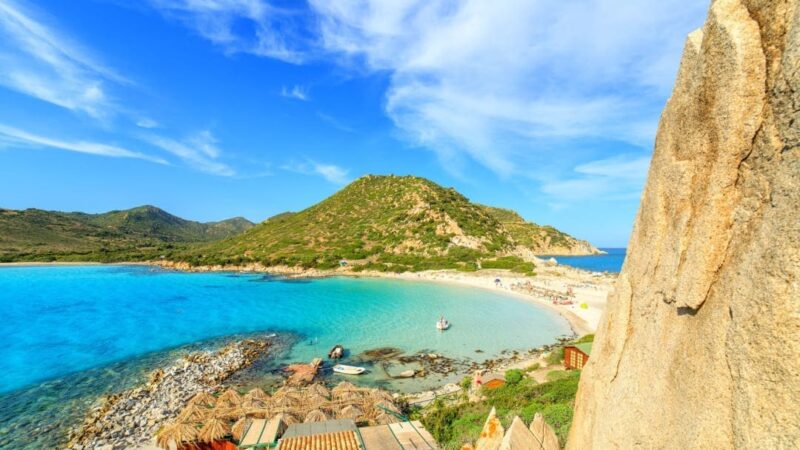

[437,316,450,331]
[328,344,344,359]
[333,364,366,375]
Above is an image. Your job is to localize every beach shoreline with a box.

[1,260,611,334]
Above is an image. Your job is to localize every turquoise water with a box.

[0,265,571,448]
[548,248,626,273]
[0,265,571,393]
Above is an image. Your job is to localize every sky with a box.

[0,0,709,247]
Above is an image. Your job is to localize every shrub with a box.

[546,347,564,366]
[505,369,524,385]
[525,362,541,372]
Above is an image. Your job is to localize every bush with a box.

[546,370,571,382]
[525,362,541,372]
[573,334,595,344]
[460,376,473,391]
[505,369,524,385]
[546,347,564,366]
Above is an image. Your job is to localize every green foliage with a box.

[0,206,253,262]
[460,376,473,391]
[546,347,565,366]
[480,256,536,275]
[505,369,524,385]
[546,370,571,382]
[481,205,589,253]
[525,362,541,372]
[573,334,595,344]
[421,371,582,449]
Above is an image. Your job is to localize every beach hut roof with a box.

[303,409,330,423]
[178,402,210,424]
[199,416,231,443]
[156,421,198,449]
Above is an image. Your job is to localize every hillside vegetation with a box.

[175,175,598,272]
[0,206,253,262]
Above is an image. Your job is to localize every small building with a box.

[474,371,506,391]
[564,343,592,370]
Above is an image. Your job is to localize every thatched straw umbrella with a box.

[271,395,300,410]
[300,391,329,410]
[242,397,270,410]
[179,402,210,424]
[156,421,199,449]
[273,412,299,425]
[369,389,394,404]
[307,383,331,399]
[198,416,231,443]
[243,387,270,402]
[232,417,251,442]
[304,409,330,423]
[338,404,363,421]
[216,389,243,408]
[331,382,359,398]
[212,405,247,421]
[189,391,217,408]
[244,406,272,419]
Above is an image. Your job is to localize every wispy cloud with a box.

[541,154,650,202]
[0,0,129,118]
[280,84,308,101]
[282,159,349,184]
[136,118,159,129]
[0,123,167,164]
[147,0,308,63]
[144,130,235,176]
[316,112,354,133]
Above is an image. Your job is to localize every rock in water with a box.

[568,0,800,448]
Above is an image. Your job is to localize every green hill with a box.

[174,175,598,272]
[0,206,253,262]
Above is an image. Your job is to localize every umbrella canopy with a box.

[198,416,231,443]
[271,395,300,409]
[245,407,271,419]
[331,382,359,397]
[369,389,394,404]
[273,412,299,425]
[242,397,270,410]
[244,387,270,402]
[338,404,364,421]
[304,409,330,423]
[231,417,251,442]
[189,391,217,408]
[156,421,198,449]
[216,389,243,408]
[307,383,331,399]
[179,402,210,424]
[213,405,247,421]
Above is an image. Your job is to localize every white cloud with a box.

[282,159,349,184]
[280,85,308,101]
[541,154,650,202]
[136,118,160,129]
[0,123,167,164]
[147,0,307,62]
[0,0,128,117]
[144,130,235,176]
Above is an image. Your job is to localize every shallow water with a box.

[0,265,571,448]
[547,248,627,273]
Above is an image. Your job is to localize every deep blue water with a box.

[547,248,627,273]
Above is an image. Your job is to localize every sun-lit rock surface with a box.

[568,0,800,448]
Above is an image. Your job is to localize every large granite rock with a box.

[568,0,800,448]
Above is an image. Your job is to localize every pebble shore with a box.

[67,339,269,449]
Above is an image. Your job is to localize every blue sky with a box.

[0,0,708,247]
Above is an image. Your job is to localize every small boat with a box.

[437,316,450,331]
[333,364,366,375]
[328,344,344,359]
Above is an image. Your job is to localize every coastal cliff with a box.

[568,0,800,448]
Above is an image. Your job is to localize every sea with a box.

[0,265,572,448]
[547,248,626,273]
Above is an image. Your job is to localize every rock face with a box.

[568,0,800,448]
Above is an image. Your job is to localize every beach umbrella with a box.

[189,391,217,408]
[331,381,360,397]
[301,391,329,409]
[216,389,243,408]
[156,421,199,449]
[179,402,210,424]
[369,389,394,404]
[243,387,270,402]
[274,412,299,425]
[242,397,270,410]
[338,404,363,421]
[304,409,330,423]
[271,395,300,409]
[199,416,231,443]
[307,383,330,399]
[231,417,251,442]
[213,405,247,421]
[245,407,271,419]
